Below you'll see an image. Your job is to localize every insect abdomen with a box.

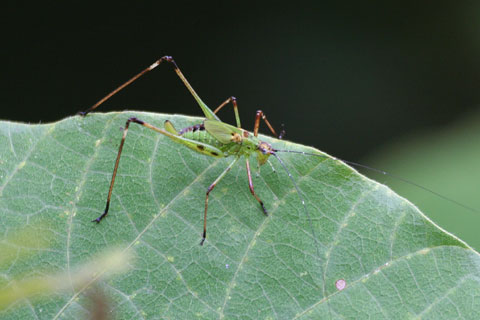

[178,123,228,157]
[180,124,214,144]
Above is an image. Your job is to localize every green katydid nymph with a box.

[80,56,317,246]
[80,56,477,246]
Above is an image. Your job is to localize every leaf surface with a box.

[1,112,479,319]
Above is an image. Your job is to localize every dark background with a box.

[2,1,479,162]
[2,2,480,250]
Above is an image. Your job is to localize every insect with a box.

[80,56,476,246]
[80,56,316,245]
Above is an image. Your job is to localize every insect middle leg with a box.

[213,98,286,139]
[213,98,285,139]
[202,157,240,245]
[213,96,241,128]
[254,110,279,138]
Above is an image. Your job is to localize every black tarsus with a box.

[259,201,268,215]
[92,202,110,223]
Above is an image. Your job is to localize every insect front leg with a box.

[246,157,268,215]
[255,159,276,178]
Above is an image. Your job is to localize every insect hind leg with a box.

[201,157,240,245]
[92,117,146,223]
[92,116,183,223]
[79,56,215,120]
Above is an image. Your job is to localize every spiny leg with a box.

[213,96,241,128]
[92,117,145,222]
[201,157,240,245]
[79,56,215,120]
[246,158,268,215]
[92,116,208,222]
[254,110,279,138]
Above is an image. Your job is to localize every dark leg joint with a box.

[160,56,179,69]
[260,201,268,216]
[248,186,268,216]
[254,110,278,137]
[92,202,110,223]
[200,230,206,246]
[161,55,173,62]
[128,117,144,125]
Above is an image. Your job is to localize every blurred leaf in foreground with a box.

[0,245,133,311]
[0,223,53,269]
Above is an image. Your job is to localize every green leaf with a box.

[1,112,479,319]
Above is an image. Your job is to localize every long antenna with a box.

[273,149,479,214]
[270,153,322,261]
[271,152,330,307]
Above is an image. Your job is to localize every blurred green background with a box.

[1,2,479,249]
